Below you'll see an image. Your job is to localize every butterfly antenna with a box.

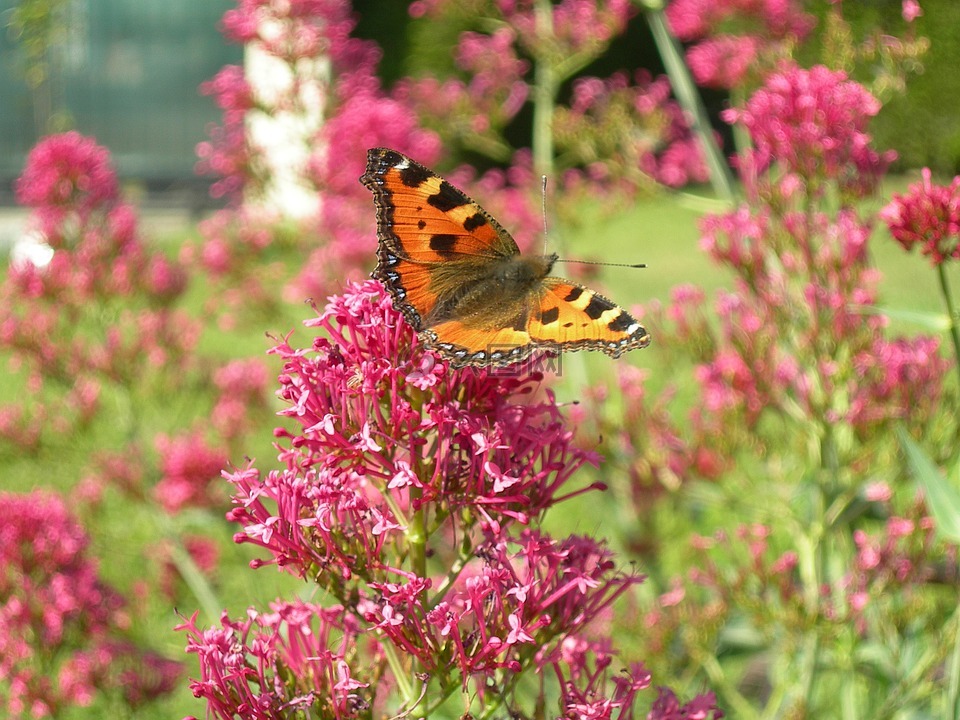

[541,175,549,255]
[541,175,645,268]
[554,259,648,269]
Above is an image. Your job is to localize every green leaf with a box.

[897,427,960,543]
[854,305,952,331]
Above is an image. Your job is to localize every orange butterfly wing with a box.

[361,147,650,368]
[361,147,517,332]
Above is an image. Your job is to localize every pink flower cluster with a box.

[153,433,230,514]
[361,532,641,679]
[229,280,598,578]
[639,525,801,691]
[0,490,180,717]
[196,66,259,200]
[298,82,440,300]
[1,133,195,449]
[199,0,377,202]
[501,0,635,58]
[694,204,944,437]
[555,70,708,191]
[585,69,949,694]
[881,168,960,265]
[723,65,895,201]
[211,357,271,441]
[179,601,371,719]
[412,0,634,58]
[198,0,428,306]
[667,0,814,89]
[394,27,528,153]
[184,280,717,716]
[14,131,119,238]
[842,507,945,627]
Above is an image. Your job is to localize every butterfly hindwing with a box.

[529,278,650,355]
[423,279,649,368]
[361,147,651,368]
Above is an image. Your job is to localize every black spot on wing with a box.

[417,220,426,230]
[540,306,560,325]
[428,181,469,212]
[399,163,431,188]
[463,213,487,231]
[584,294,615,320]
[607,312,635,332]
[564,286,584,303]
[378,149,403,167]
[429,234,458,254]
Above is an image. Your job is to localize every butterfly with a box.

[360,147,651,368]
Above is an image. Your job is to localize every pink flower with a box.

[15,132,119,239]
[154,433,229,514]
[723,64,893,199]
[686,35,760,89]
[666,0,812,41]
[902,0,922,22]
[228,280,597,579]
[881,168,960,265]
[0,490,179,716]
[3,134,194,452]
[178,602,372,719]
[647,687,723,720]
[211,358,271,440]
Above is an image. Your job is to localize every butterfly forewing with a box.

[362,148,519,262]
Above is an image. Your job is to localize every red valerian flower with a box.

[723,64,895,200]
[178,601,373,719]
[154,432,230,514]
[881,168,960,265]
[227,280,600,581]
[203,280,711,715]
[14,131,119,239]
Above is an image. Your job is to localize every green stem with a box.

[643,3,737,204]
[382,641,415,708]
[158,515,222,623]
[408,458,428,711]
[936,263,960,389]
[532,0,556,182]
[948,605,960,719]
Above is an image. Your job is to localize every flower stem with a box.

[643,4,737,204]
[947,605,960,718]
[936,263,960,388]
[532,0,556,184]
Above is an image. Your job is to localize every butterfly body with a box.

[361,148,650,368]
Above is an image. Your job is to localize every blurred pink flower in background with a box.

[881,167,960,265]
[0,491,180,717]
